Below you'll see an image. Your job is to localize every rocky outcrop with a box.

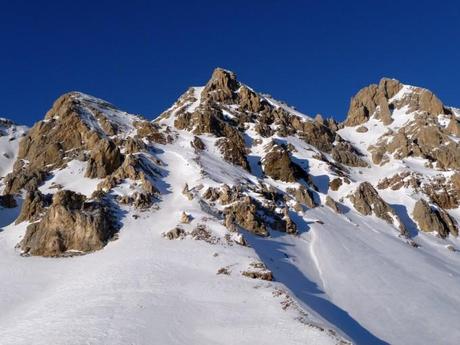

[262,146,308,183]
[325,196,341,213]
[412,199,458,238]
[331,142,368,168]
[286,186,317,208]
[349,182,407,236]
[85,139,124,178]
[15,190,51,224]
[20,190,116,256]
[224,197,268,236]
[345,78,402,126]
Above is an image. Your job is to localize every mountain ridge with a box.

[0,68,459,345]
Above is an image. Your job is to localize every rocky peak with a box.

[202,68,240,103]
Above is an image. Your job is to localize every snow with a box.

[0,121,28,183]
[0,134,344,345]
[39,160,102,197]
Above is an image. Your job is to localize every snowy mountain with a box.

[1,68,459,345]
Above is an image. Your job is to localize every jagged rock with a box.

[296,121,336,153]
[283,207,297,234]
[182,183,194,200]
[329,178,343,191]
[191,136,206,151]
[202,68,239,103]
[331,142,368,168]
[412,199,458,238]
[165,227,185,240]
[132,192,153,209]
[124,137,147,154]
[349,182,407,236]
[180,211,192,224]
[356,126,368,133]
[15,191,52,224]
[85,139,124,178]
[325,196,341,214]
[345,78,402,126]
[224,197,268,236]
[20,190,115,256]
[0,194,17,208]
[3,168,48,195]
[134,121,168,144]
[286,186,317,208]
[377,172,421,191]
[262,146,308,183]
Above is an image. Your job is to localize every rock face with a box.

[85,139,124,178]
[224,197,268,236]
[20,190,116,256]
[331,142,368,168]
[349,182,407,236]
[412,199,458,238]
[287,186,317,208]
[15,190,51,224]
[345,78,402,126]
[262,146,307,183]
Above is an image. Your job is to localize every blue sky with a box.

[1,0,459,125]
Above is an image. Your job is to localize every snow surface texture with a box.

[1,77,460,345]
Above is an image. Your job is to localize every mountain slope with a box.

[0,69,460,345]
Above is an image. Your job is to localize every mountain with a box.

[0,68,459,345]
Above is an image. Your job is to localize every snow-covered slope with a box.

[1,69,460,345]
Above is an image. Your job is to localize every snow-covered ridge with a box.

[1,70,460,345]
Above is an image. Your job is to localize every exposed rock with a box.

[356,126,368,133]
[349,182,407,236]
[180,211,192,224]
[224,197,268,236]
[182,183,194,200]
[85,139,124,178]
[191,136,206,151]
[345,78,402,126]
[331,142,368,168]
[329,178,343,191]
[262,146,308,183]
[164,227,185,240]
[15,191,52,224]
[325,196,341,213]
[412,199,458,238]
[3,168,48,195]
[202,68,239,103]
[20,190,116,256]
[286,186,317,208]
[283,207,297,234]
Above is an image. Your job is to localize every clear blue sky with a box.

[1,0,459,125]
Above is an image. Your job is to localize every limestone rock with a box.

[262,146,308,183]
[325,196,341,213]
[164,227,185,240]
[349,182,407,236]
[20,190,116,256]
[15,190,52,224]
[331,142,368,168]
[412,199,458,238]
[85,139,124,178]
[329,178,343,191]
[286,186,317,208]
[224,197,268,236]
